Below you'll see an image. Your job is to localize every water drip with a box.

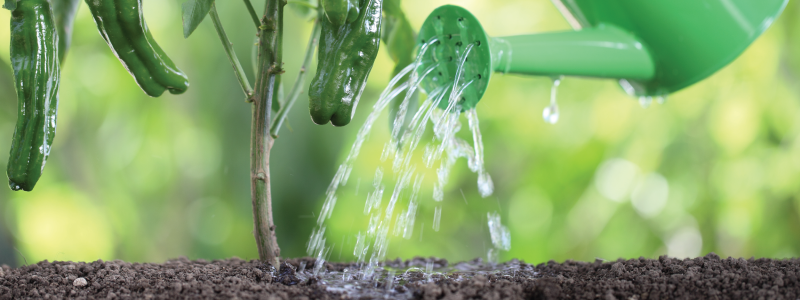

[402,175,424,240]
[385,270,396,291]
[433,206,442,232]
[542,76,562,124]
[364,167,384,215]
[354,232,367,263]
[486,211,511,263]
[425,261,434,281]
[466,109,494,197]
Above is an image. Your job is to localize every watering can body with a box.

[416,0,788,109]
[550,0,788,96]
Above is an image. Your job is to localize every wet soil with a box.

[0,253,798,299]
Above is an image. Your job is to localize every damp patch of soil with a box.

[0,253,798,299]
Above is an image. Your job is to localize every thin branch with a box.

[242,0,262,30]
[271,18,320,138]
[209,3,254,101]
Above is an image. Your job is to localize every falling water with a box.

[308,39,500,282]
[542,76,562,124]
[390,39,441,143]
[432,206,442,232]
[306,66,415,275]
[486,211,511,263]
[466,109,494,197]
[315,80,412,228]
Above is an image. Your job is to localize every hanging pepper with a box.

[84,0,189,97]
[309,0,383,126]
[6,0,61,191]
[50,0,81,62]
[322,0,359,27]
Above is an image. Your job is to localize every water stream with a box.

[307,39,510,285]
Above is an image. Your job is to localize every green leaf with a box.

[182,0,215,38]
[2,0,16,11]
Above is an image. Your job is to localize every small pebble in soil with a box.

[73,277,87,287]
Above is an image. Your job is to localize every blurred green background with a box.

[1,0,800,267]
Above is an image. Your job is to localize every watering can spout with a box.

[489,25,655,80]
[416,0,787,111]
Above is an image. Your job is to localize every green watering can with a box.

[416,0,789,110]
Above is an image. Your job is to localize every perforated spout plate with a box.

[418,5,491,111]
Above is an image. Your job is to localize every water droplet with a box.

[542,104,559,124]
[425,261,434,281]
[638,96,653,108]
[380,142,394,162]
[385,270,396,290]
[487,248,498,264]
[478,172,494,198]
[433,184,444,202]
[543,76,562,124]
[619,79,636,96]
[487,211,511,251]
[354,232,367,263]
[433,206,442,232]
[372,167,383,187]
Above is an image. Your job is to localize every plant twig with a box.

[271,18,320,138]
[209,3,255,102]
[250,0,284,269]
[242,0,262,30]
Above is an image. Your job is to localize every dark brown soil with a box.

[0,253,798,299]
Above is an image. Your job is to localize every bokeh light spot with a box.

[187,198,233,245]
[595,158,639,202]
[14,187,113,262]
[631,173,669,219]
[667,226,702,258]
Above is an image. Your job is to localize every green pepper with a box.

[50,0,81,62]
[322,0,358,27]
[84,0,189,97]
[6,0,61,192]
[309,0,383,126]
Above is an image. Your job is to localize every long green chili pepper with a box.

[7,0,61,192]
[309,0,383,126]
[50,0,81,62]
[381,0,417,136]
[84,0,189,97]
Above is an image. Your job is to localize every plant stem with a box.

[271,18,320,138]
[250,0,284,269]
[209,3,255,102]
[242,0,262,30]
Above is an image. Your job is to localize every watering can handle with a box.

[490,25,655,80]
